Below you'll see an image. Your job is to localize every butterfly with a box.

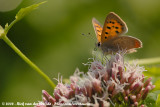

[92,12,142,54]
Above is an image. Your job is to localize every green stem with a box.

[5,20,18,34]
[132,57,160,65]
[2,36,55,89]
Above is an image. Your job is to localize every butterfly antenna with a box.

[88,32,96,40]
[82,32,97,41]
[81,33,87,37]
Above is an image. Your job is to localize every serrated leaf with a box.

[15,1,46,21]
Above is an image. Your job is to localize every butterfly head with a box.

[95,42,101,48]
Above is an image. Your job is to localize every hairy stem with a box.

[2,36,55,89]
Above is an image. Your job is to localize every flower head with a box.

[36,53,155,107]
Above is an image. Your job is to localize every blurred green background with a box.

[0,0,160,106]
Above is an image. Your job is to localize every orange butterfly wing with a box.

[92,18,103,43]
[101,12,128,44]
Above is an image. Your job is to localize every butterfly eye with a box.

[97,42,101,47]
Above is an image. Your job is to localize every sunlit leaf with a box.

[15,1,46,21]
[4,1,46,34]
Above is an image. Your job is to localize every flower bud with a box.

[144,77,152,88]
[142,86,151,100]
[36,52,155,107]
[92,78,102,93]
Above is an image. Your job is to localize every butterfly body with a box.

[92,12,142,54]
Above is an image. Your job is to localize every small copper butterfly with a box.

[92,12,142,54]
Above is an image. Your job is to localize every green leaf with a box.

[144,90,160,107]
[4,1,46,34]
[152,79,160,92]
[156,94,160,107]
[144,67,160,78]
[15,1,46,21]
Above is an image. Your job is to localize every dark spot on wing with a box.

[105,36,107,39]
[107,26,111,29]
[115,31,119,34]
[115,27,118,29]
[105,32,108,34]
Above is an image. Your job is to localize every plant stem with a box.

[132,57,160,65]
[2,36,55,89]
[5,20,18,34]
